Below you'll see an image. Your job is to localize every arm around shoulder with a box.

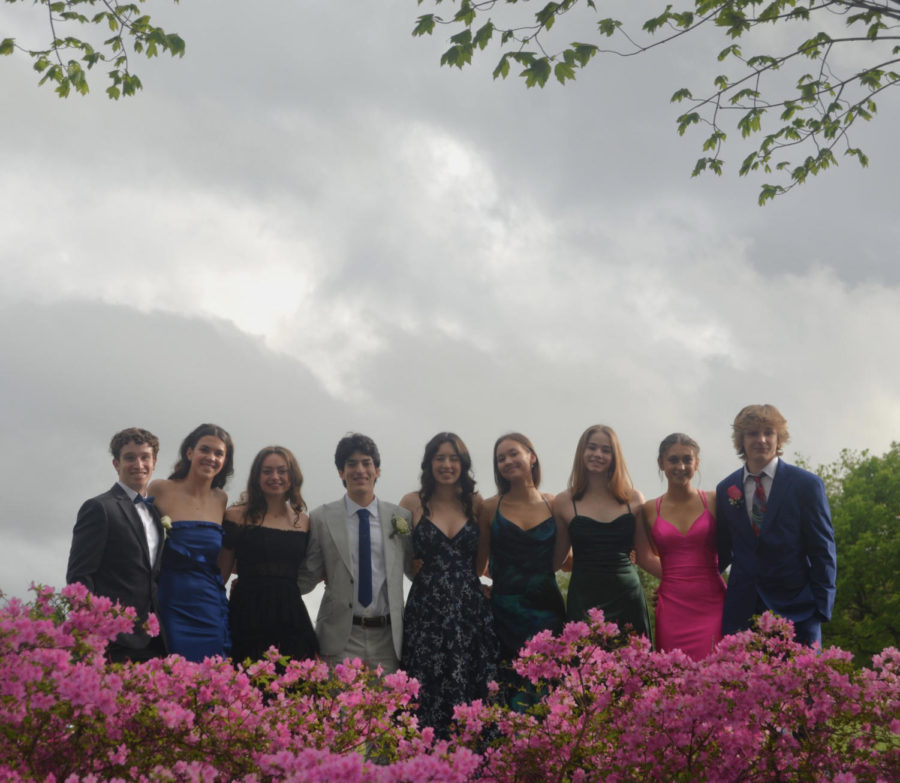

[297,511,326,594]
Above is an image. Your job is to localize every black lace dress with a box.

[222,520,318,663]
[401,518,498,737]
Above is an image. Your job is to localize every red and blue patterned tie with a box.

[750,475,766,536]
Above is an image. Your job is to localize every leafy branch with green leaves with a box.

[2,0,184,99]
[413,1,900,203]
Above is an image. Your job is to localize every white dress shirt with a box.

[742,456,778,522]
[344,495,389,617]
[117,481,160,564]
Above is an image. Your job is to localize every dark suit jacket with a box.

[66,483,165,657]
[716,460,837,636]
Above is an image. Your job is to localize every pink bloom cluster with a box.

[452,609,900,782]
[1,588,898,782]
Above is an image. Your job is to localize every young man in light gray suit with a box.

[299,433,414,672]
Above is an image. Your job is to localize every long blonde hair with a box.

[568,425,633,504]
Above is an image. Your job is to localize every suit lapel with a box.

[112,485,153,567]
[378,501,397,579]
[763,459,792,528]
[325,500,353,574]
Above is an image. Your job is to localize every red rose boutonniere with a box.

[727,485,743,507]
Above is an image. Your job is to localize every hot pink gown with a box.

[651,491,726,660]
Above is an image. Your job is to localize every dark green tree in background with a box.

[808,443,900,664]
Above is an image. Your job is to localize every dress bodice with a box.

[569,513,636,569]
[651,496,721,579]
[163,521,224,571]
[490,512,557,594]
[414,517,478,573]
[222,520,309,581]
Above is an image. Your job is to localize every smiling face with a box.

[582,430,614,475]
[659,443,698,487]
[431,441,462,486]
[495,438,535,485]
[339,450,381,504]
[742,426,779,473]
[113,441,157,493]
[186,435,227,480]
[258,452,290,497]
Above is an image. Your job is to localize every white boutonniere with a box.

[390,514,411,538]
[160,515,172,539]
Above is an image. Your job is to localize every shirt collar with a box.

[117,481,142,501]
[344,494,378,519]
[743,456,779,480]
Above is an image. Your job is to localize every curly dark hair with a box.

[417,432,477,520]
[169,423,234,490]
[109,427,159,460]
[235,446,306,526]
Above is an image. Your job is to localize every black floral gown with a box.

[401,518,498,737]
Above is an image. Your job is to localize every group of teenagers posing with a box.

[66,404,837,737]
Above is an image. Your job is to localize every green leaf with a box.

[412,14,437,37]
[0,38,14,56]
[597,18,621,37]
[554,60,576,85]
[670,87,692,103]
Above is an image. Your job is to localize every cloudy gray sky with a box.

[2,1,898,600]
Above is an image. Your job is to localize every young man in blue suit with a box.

[66,428,166,662]
[716,405,837,646]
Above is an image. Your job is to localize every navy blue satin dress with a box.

[157,521,230,661]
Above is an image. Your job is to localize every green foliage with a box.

[412,0,900,203]
[803,444,900,665]
[3,0,184,99]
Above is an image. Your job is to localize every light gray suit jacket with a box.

[298,498,414,660]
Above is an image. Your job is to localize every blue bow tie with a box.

[134,494,155,507]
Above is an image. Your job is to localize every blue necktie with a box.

[357,508,373,607]
[134,494,155,507]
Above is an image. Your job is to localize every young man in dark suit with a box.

[66,427,166,661]
[716,405,837,646]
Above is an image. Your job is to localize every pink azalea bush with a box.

[452,609,900,782]
[1,587,898,782]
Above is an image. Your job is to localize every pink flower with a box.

[727,484,743,506]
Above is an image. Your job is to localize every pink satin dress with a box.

[651,491,726,660]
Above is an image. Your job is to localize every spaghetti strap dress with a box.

[565,501,652,640]
[490,498,565,709]
[222,520,318,663]
[651,491,726,659]
[401,518,498,737]
[157,520,230,661]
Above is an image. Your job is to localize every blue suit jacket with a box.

[716,460,836,636]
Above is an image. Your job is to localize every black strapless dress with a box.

[222,521,318,662]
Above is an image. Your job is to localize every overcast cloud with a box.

[1,1,898,600]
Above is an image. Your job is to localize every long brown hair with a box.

[169,423,234,490]
[568,424,633,504]
[418,432,477,520]
[237,446,306,526]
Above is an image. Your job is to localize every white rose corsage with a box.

[160,515,173,538]
[390,514,411,538]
